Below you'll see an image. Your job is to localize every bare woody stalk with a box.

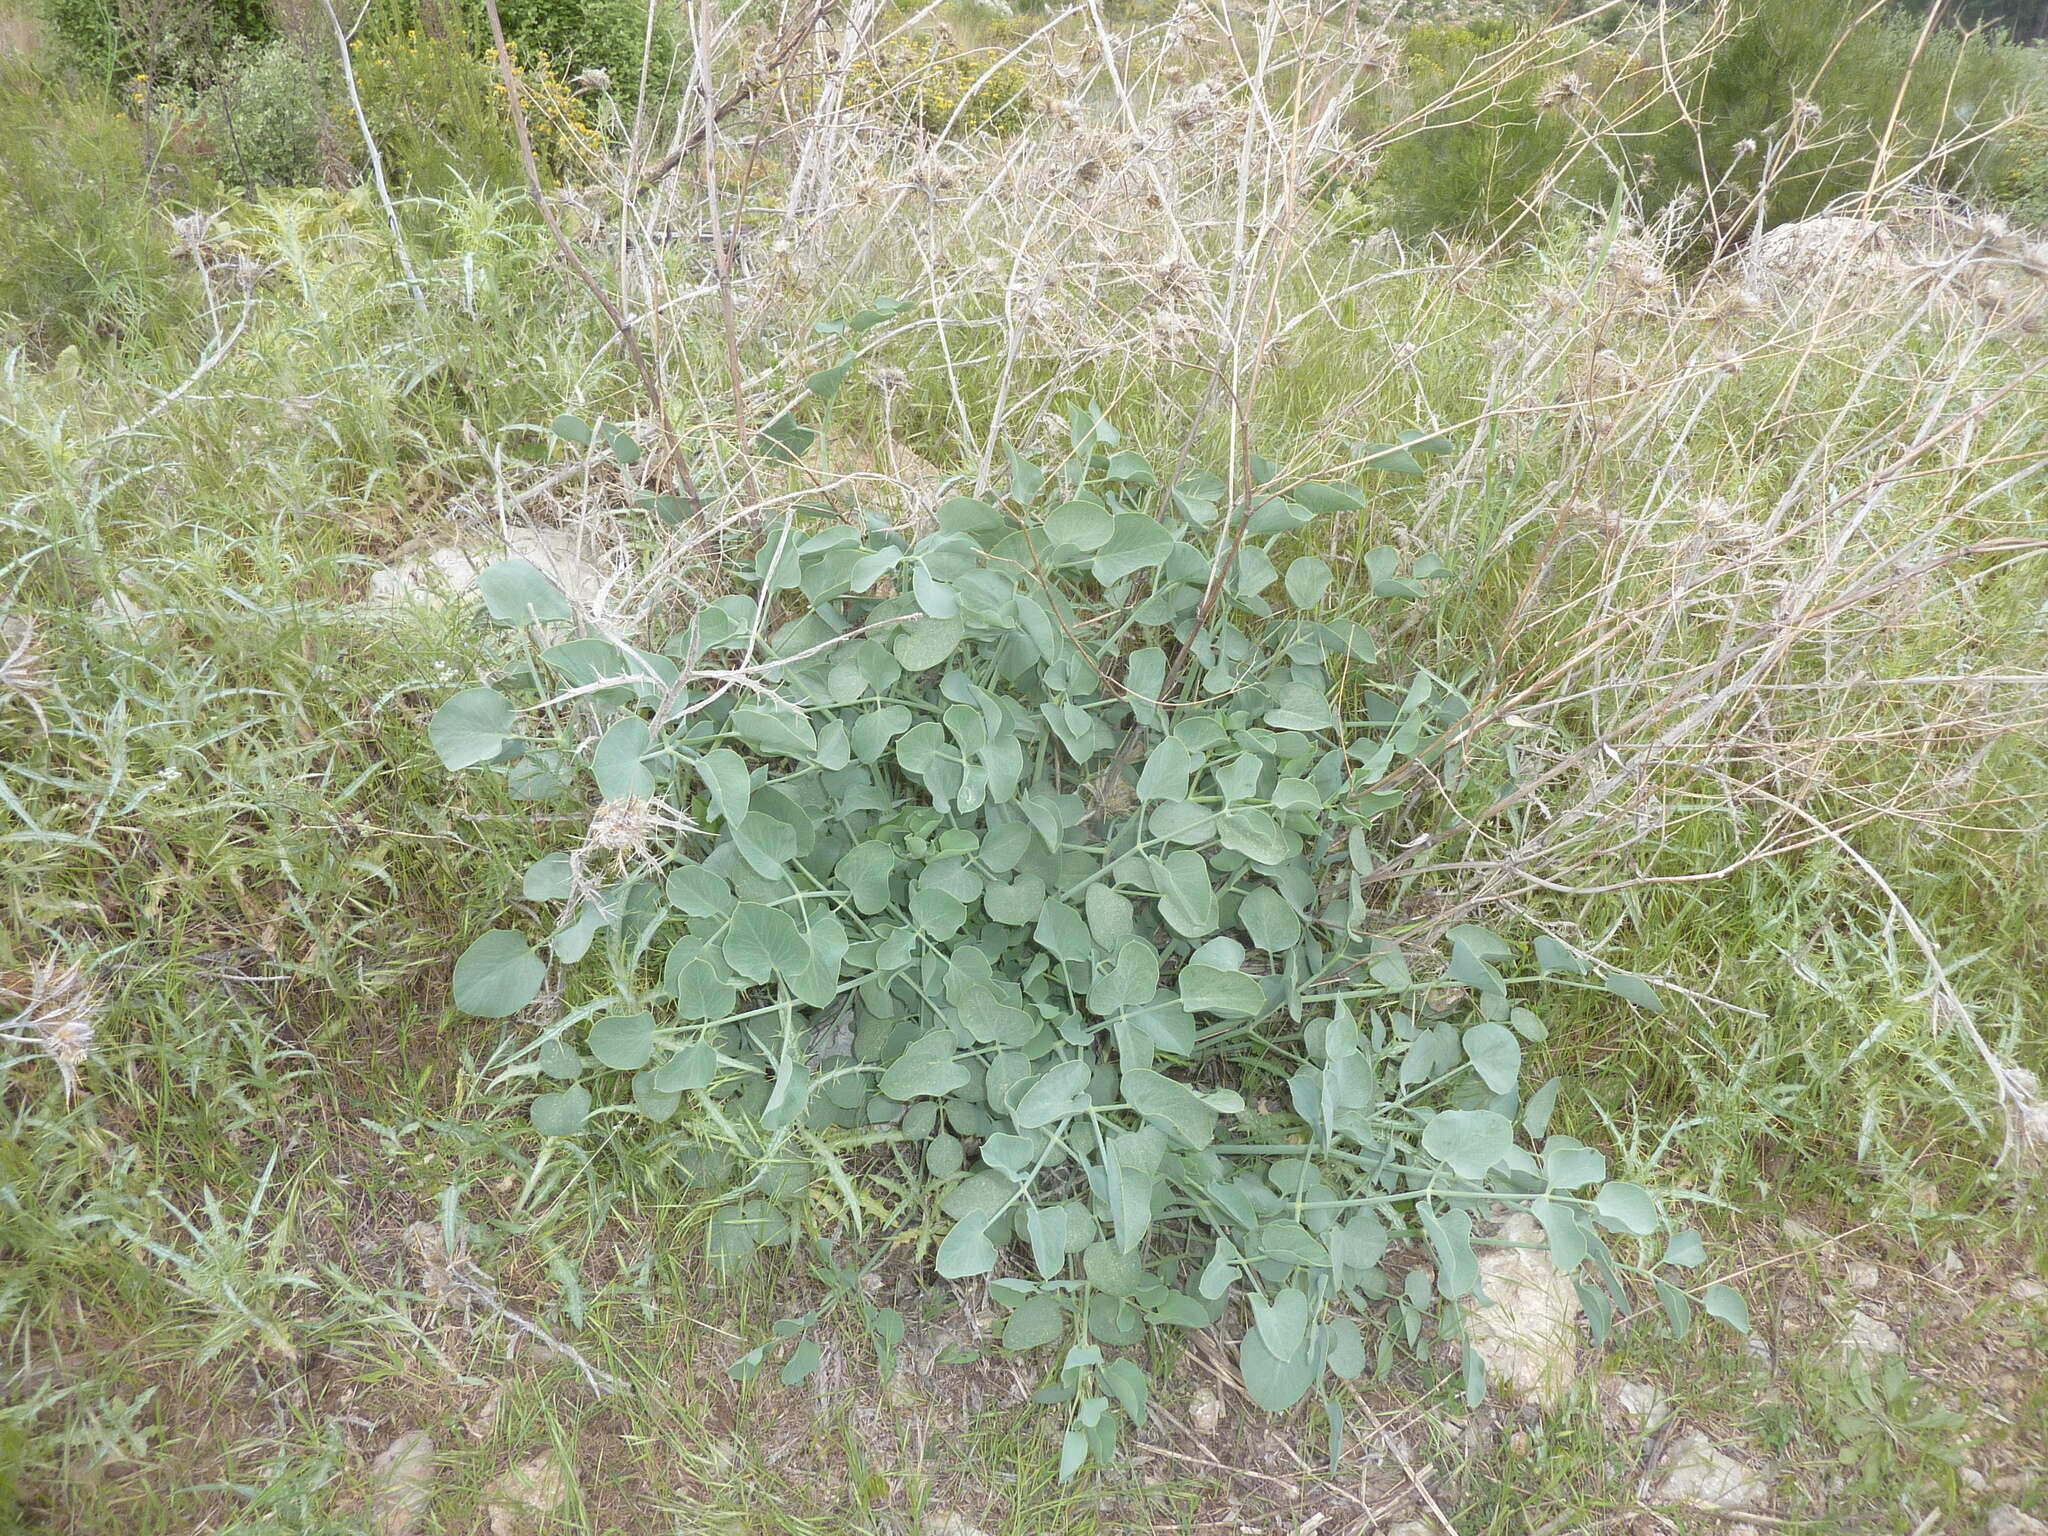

[691,0,758,497]
[317,0,426,314]
[478,0,704,519]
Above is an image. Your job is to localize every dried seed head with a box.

[1790,97,1822,133]
[2003,1066,2048,1170]
[1971,211,2011,245]
[1711,285,1764,325]
[572,67,610,95]
[167,210,217,261]
[2,959,101,1102]
[1536,72,1587,111]
[0,614,51,733]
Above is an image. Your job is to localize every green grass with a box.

[3,6,2048,1532]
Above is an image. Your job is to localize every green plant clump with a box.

[434,400,1741,1471]
[155,37,331,189]
[39,0,273,89]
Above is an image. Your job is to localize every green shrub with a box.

[1632,0,2034,245]
[40,0,272,89]
[489,0,671,91]
[157,37,331,188]
[1355,0,2035,248]
[349,31,600,193]
[432,393,1732,1471]
[0,59,198,355]
[1979,118,2048,224]
[360,0,675,94]
[1361,19,1610,241]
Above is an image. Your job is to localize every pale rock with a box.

[1743,217,1900,297]
[486,1452,570,1536]
[1782,1217,1828,1246]
[1937,1245,1964,1279]
[2008,1277,2046,1304]
[1607,1377,1673,1431]
[1462,1214,1581,1411]
[1843,1261,1881,1292]
[1387,1523,1434,1536]
[923,1513,993,1536]
[1188,1388,1224,1436]
[1655,1431,1769,1511]
[1989,1508,2048,1536]
[368,1431,436,1536]
[1835,1308,1904,1365]
[368,527,610,614]
[1960,1465,1989,1493]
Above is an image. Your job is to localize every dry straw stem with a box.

[479,0,704,520]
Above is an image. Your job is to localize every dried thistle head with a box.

[167,209,219,262]
[2,959,101,1102]
[568,795,698,899]
[0,614,51,733]
[2000,1066,2048,1173]
[1536,72,1587,112]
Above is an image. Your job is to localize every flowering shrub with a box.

[1982,119,2048,226]
[843,37,1035,138]
[351,31,601,192]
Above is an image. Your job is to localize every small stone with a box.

[923,1513,993,1536]
[368,527,610,614]
[1462,1214,1581,1411]
[1842,1261,1881,1291]
[1655,1431,1769,1511]
[1937,1246,1964,1279]
[1607,1377,1673,1431]
[1188,1388,1224,1435]
[2008,1277,2046,1304]
[1387,1523,1434,1536]
[1782,1218,1827,1245]
[1960,1465,1988,1493]
[1989,1509,2048,1536]
[368,1431,435,1536]
[1835,1308,1904,1365]
[486,1453,570,1536]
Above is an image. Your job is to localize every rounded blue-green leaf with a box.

[1462,1022,1522,1096]
[722,902,807,983]
[530,1083,590,1136]
[430,687,516,771]
[1702,1283,1751,1333]
[588,1011,656,1071]
[1002,1293,1067,1352]
[1662,1230,1707,1269]
[936,1214,998,1279]
[1420,1108,1514,1181]
[1592,1180,1660,1236]
[478,559,572,625]
[631,1070,682,1123]
[452,929,545,1017]
[1239,1326,1318,1412]
[1283,556,1333,609]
